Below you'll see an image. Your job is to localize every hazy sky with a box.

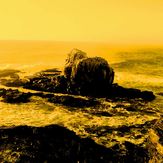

[0,0,163,44]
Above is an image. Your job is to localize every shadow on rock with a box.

[0,125,150,163]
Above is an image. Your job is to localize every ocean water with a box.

[0,41,162,127]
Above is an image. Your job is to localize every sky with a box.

[0,0,163,44]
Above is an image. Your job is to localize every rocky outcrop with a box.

[0,88,32,103]
[0,125,152,163]
[24,69,68,93]
[108,83,155,101]
[64,49,114,95]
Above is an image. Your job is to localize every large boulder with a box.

[64,49,114,96]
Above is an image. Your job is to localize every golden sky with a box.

[0,0,163,44]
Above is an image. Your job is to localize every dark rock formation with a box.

[108,84,155,101]
[0,88,100,107]
[0,125,151,163]
[0,83,155,106]
[0,88,32,103]
[24,69,67,93]
[64,49,114,96]
[48,95,99,108]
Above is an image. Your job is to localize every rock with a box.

[0,88,6,97]
[64,49,114,96]
[141,91,155,101]
[48,94,99,108]
[146,119,163,162]
[107,83,155,101]
[53,75,68,93]
[0,125,152,162]
[24,69,68,93]
[1,89,32,103]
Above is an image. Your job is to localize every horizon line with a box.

[0,39,163,47]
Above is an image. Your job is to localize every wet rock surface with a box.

[108,84,155,101]
[48,95,99,108]
[0,88,32,103]
[0,125,154,163]
[22,69,155,101]
[24,69,68,93]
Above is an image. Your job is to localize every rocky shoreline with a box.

[0,124,160,163]
[0,83,162,162]
[0,67,155,103]
[0,50,162,162]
